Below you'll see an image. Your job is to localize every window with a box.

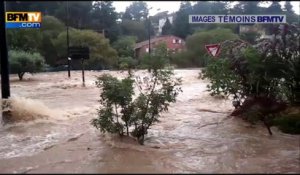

[173,39,182,44]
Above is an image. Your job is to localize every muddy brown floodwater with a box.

[0,69,299,173]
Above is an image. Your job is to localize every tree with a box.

[211,1,229,14]
[161,18,173,35]
[6,28,43,52]
[172,1,193,39]
[141,43,171,70]
[120,19,148,42]
[266,2,283,14]
[112,36,137,58]
[283,1,298,24]
[5,1,61,16]
[53,1,93,29]
[89,1,120,43]
[180,28,239,67]
[53,29,118,69]
[124,1,149,21]
[39,16,66,66]
[91,45,182,145]
[9,50,45,80]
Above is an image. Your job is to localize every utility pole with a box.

[66,1,71,78]
[148,16,151,55]
[0,1,10,99]
[147,7,153,55]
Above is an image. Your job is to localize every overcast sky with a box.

[113,1,300,16]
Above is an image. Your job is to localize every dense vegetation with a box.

[4,1,299,73]
[201,24,300,134]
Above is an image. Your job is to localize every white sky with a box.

[113,1,300,16]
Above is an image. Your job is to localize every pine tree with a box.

[161,18,173,35]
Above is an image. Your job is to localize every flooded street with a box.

[0,69,299,173]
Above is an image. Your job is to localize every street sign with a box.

[69,46,90,59]
[205,44,221,57]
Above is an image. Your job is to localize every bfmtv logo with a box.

[6,12,42,29]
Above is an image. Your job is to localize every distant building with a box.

[134,35,185,58]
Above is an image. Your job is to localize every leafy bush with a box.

[202,24,300,134]
[91,46,182,145]
[273,114,300,134]
[112,36,137,58]
[171,28,239,67]
[203,24,300,104]
[9,50,45,80]
[118,57,137,75]
[140,43,170,70]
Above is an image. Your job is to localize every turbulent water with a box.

[0,70,299,173]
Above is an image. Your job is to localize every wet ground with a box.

[0,69,299,173]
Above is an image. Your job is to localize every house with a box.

[134,35,185,58]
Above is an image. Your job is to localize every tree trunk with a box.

[18,72,25,81]
[262,117,273,135]
[126,122,129,136]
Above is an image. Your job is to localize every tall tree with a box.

[53,1,93,29]
[230,1,261,14]
[266,2,283,14]
[161,18,173,35]
[172,1,193,39]
[89,1,120,42]
[120,19,148,42]
[124,1,149,21]
[284,1,298,24]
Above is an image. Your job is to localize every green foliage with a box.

[91,45,182,145]
[6,29,43,52]
[9,50,45,80]
[53,29,118,69]
[172,28,238,67]
[89,1,120,43]
[140,43,170,70]
[113,36,137,58]
[172,2,193,39]
[202,58,242,97]
[118,57,138,75]
[273,114,300,134]
[161,18,173,35]
[120,19,150,42]
[39,16,66,66]
[203,23,300,122]
[123,1,149,21]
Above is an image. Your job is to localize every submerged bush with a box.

[91,46,182,145]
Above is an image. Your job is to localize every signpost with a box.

[205,44,221,57]
[69,46,89,86]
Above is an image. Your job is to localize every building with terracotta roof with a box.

[134,35,185,58]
